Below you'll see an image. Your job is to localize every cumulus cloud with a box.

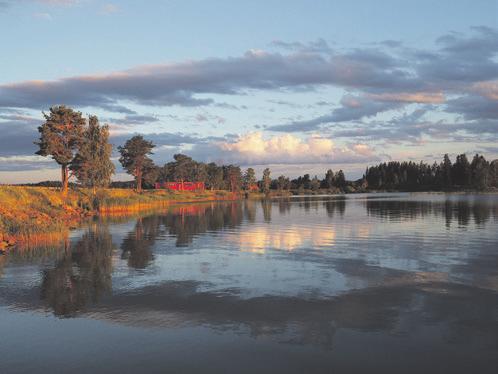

[189,132,378,165]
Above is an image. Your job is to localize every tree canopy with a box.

[118,135,155,192]
[70,115,115,190]
[35,105,86,194]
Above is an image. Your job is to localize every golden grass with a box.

[0,186,239,249]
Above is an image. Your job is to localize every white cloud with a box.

[190,132,377,165]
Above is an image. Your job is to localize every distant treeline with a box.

[365,154,498,191]
[28,105,498,194]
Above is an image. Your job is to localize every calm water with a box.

[1,193,497,373]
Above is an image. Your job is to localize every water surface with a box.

[1,193,497,373]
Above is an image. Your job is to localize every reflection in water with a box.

[40,224,114,316]
[121,217,157,269]
[323,198,346,218]
[261,199,272,222]
[235,225,336,253]
[163,202,244,246]
[365,195,498,227]
[1,194,498,373]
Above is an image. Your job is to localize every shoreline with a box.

[0,186,240,251]
[1,186,497,252]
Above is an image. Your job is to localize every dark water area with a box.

[1,193,497,373]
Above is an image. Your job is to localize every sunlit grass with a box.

[0,186,237,245]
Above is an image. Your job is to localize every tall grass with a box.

[0,186,238,245]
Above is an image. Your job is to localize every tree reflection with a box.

[244,200,257,223]
[278,199,291,215]
[121,216,158,268]
[261,200,272,222]
[323,198,346,218]
[365,198,497,227]
[40,224,114,317]
[138,202,246,248]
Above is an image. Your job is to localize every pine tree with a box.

[335,170,346,189]
[325,169,335,189]
[441,154,453,188]
[451,154,471,187]
[35,105,86,195]
[118,136,155,192]
[470,154,490,190]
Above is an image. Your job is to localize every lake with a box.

[1,193,497,373]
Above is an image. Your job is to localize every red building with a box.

[154,181,205,191]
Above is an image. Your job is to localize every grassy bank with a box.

[0,186,237,250]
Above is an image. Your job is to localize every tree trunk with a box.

[61,164,69,195]
[136,170,142,193]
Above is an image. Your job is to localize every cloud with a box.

[415,26,498,86]
[0,155,53,171]
[367,92,445,104]
[107,114,159,126]
[189,132,378,165]
[268,94,403,132]
[1,27,497,121]
[471,80,498,100]
[445,95,498,120]
[0,45,419,112]
[2,27,498,178]
[0,112,41,157]
[271,38,333,54]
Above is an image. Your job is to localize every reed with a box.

[0,186,239,250]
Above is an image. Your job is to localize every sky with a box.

[0,0,498,183]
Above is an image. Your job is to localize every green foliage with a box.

[310,176,320,191]
[451,154,471,187]
[365,153,497,191]
[206,162,224,190]
[118,135,155,192]
[335,170,346,188]
[70,115,115,189]
[470,154,490,190]
[171,154,195,182]
[35,105,86,193]
[325,169,335,189]
[276,175,290,190]
[243,168,256,190]
[225,165,242,192]
[262,168,271,194]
